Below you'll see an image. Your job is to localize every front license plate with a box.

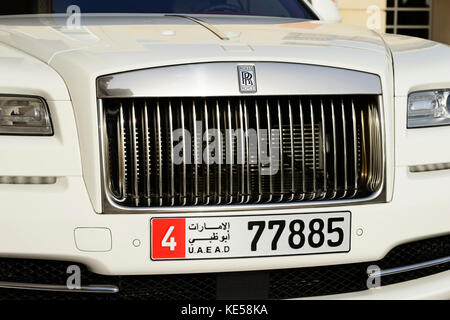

[151,212,351,260]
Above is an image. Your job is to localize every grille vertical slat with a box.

[351,100,358,197]
[117,104,127,203]
[204,100,211,205]
[277,100,285,202]
[298,99,306,201]
[143,102,151,206]
[367,103,383,193]
[192,100,199,205]
[168,101,175,206]
[330,100,338,200]
[243,101,251,204]
[155,101,163,206]
[225,101,233,204]
[360,108,368,194]
[130,102,139,206]
[215,100,223,205]
[180,101,187,206]
[287,100,295,202]
[265,100,273,203]
[255,100,262,204]
[369,105,376,192]
[238,100,246,204]
[309,100,317,200]
[103,95,383,208]
[375,104,382,190]
[319,101,327,200]
[341,100,348,199]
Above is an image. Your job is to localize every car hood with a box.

[0,14,390,77]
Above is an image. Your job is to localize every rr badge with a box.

[238,65,257,93]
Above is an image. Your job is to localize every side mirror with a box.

[310,0,342,23]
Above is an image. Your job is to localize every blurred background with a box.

[336,0,449,44]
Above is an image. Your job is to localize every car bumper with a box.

[302,270,450,300]
[0,166,448,299]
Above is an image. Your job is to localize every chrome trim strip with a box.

[318,100,327,200]
[118,104,128,202]
[204,100,211,205]
[351,100,358,197]
[360,108,368,194]
[367,106,374,191]
[368,256,450,279]
[288,100,295,202]
[373,102,383,192]
[156,100,163,206]
[192,100,199,205]
[143,102,151,206]
[216,100,222,205]
[255,99,262,203]
[130,102,139,206]
[227,100,233,204]
[103,101,128,204]
[243,100,251,204]
[310,100,317,200]
[180,100,187,206]
[97,62,382,99]
[0,282,119,294]
[341,99,348,199]
[277,99,284,202]
[266,100,273,203]
[298,99,306,201]
[330,100,338,200]
[376,94,387,201]
[168,101,175,206]
[238,100,246,204]
[410,162,450,173]
[0,176,57,185]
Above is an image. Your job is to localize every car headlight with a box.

[0,96,53,135]
[408,89,450,128]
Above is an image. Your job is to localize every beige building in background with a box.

[431,0,450,44]
[336,0,450,44]
[338,0,386,32]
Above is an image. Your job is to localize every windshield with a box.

[1,0,317,19]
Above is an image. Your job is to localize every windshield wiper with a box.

[166,14,230,41]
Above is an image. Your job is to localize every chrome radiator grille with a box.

[101,96,383,209]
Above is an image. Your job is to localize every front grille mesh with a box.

[102,95,383,208]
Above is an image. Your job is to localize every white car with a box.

[0,0,448,300]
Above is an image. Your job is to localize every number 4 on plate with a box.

[151,218,186,260]
[162,226,177,251]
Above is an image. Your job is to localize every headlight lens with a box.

[408,89,450,128]
[0,96,53,135]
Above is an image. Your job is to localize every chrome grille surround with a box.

[97,62,386,213]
